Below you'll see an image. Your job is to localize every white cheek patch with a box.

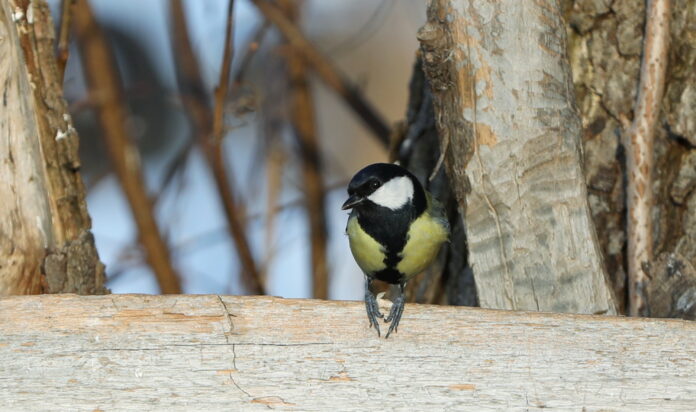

[367,176,414,210]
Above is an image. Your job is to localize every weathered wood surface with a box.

[418,0,617,315]
[1,295,694,411]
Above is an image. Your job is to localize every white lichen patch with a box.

[11,8,24,22]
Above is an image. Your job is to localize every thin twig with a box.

[280,0,329,299]
[256,36,292,283]
[213,0,236,145]
[249,0,391,146]
[56,0,74,81]
[232,22,269,92]
[262,141,285,282]
[169,0,264,295]
[106,178,350,279]
[154,23,269,206]
[73,0,182,294]
[152,22,269,209]
[626,0,671,316]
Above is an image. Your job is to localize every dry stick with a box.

[249,0,391,147]
[72,0,182,294]
[170,0,264,295]
[626,0,671,317]
[56,0,73,81]
[281,0,329,299]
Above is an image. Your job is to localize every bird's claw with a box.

[365,287,383,337]
[365,280,406,338]
[384,293,405,339]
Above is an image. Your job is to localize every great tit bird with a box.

[342,163,449,338]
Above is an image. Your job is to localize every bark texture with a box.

[0,0,105,295]
[418,0,617,314]
[563,0,696,316]
[1,294,695,411]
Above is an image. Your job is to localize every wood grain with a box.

[1,294,694,410]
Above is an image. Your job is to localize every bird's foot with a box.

[365,288,383,337]
[384,292,405,338]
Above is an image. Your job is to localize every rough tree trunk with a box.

[417,0,617,314]
[563,0,696,318]
[0,0,106,295]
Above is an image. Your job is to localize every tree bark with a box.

[2,294,695,410]
[564,0,696,316]
[396,56,477,307]
[0,0,106,295]
[418,0,617,314]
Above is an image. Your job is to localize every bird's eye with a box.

[370,180,381,190]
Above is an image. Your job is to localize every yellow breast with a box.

[396,213,449,279]
[346,215,386,275]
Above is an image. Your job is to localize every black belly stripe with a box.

[357,206,414,270]
[372,267,404,284]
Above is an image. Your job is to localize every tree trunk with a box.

[0,0,106,295]
[563,0,696,317]
[418,0,617,314]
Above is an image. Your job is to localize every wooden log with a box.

[1,294,694,410]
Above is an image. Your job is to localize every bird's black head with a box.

[342,163,426,215]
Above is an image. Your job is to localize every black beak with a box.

[341,194,364,210]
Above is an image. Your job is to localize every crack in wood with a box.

[216,295,235,343]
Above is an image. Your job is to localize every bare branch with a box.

[56,0,73,81]
[212,0,235,146]
[279,0,329,299]
[231,22,269,94]
[73,0,181,293]
[169,0,264,295]
[626,0,671,316]
[249,0,391,146]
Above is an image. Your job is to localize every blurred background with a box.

[49,0,427,299]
